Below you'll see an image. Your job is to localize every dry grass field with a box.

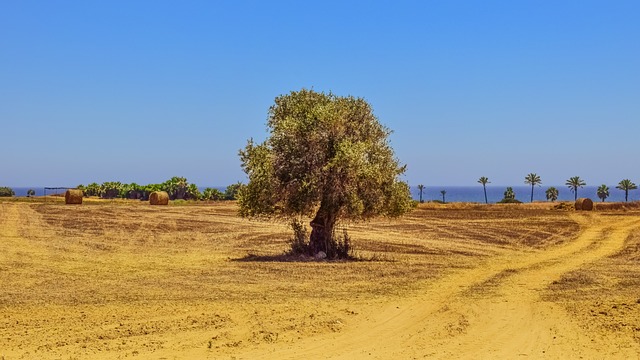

[1,199,639,359]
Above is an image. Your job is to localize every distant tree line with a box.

[76,177,242,201]
[483,176,636,203]
[415,175,639,204]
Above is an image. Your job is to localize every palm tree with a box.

[524,173,542,202]
[596,184,609,202]
[545,187,559,202]
[616,179,637,202]
[440,190,446,204]
[477,177,490,204]
[566,176,586,201]
[26,189,35,197]
[417,184,425,203]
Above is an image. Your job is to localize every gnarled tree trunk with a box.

[309,203,337,256]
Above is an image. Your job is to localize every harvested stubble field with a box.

[1,199,639,359]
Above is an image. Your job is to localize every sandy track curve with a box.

[236,213,640,359]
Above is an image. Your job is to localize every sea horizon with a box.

[5,185,638,203]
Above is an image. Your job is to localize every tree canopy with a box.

[597,184,609,202]
[545,187,559,202]
[616,179,637,202]
[238,89,412,257]
[566,176,586,201]
[0,187,14,197]
[76,178,234,202]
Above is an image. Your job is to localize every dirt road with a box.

[235,213,640,359]
[2,202,639,359]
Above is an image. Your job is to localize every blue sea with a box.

[6,185,637,203]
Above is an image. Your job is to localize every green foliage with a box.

[239,89,412,257]
[287,219,310,255]
[597,184,610,202]
[144,183,162,193]
[26,189,35,197]
[497,198,522,204]
[0,187,15,197]
[100,181,123,199]
[545,187,559,202]
[524,173,542,202]
[76,179,204,201]
[503,187,515,200]
[186,183,200,200]
[332,229,352,259]
[161,176,189,200]
[202,188,225,201]
[616,179,637,202]
[566,176,586,201]
[499,187,521,203]
[119,182,144,199]
[524,173,541,186]
[82,182,101,197]
[224,182,243,200]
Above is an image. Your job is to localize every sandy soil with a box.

[1,200,639,359]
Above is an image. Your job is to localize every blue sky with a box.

[1,1,638,187]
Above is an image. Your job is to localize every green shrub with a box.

[287,219,309,255]
[0,187,15,197]
[224,183,243,200]
[497,198,522,204]
[202,188,225,201]
[332,229,352,259]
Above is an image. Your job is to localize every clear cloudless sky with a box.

[1,1,638,187]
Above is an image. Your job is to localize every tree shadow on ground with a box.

[232,253,386,263]
[232,253,319,263]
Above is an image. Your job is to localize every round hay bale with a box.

[575,198,593,211]
[149,191,169,205]
[65,189,83,204]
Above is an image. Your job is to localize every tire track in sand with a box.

[237,213,640,359]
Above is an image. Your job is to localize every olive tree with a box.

[238,89,412,258]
